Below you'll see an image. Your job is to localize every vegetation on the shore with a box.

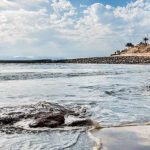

[112,37,150,56]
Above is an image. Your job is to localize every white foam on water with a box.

[0,64,150,149]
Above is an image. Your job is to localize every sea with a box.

[0,63,150,150]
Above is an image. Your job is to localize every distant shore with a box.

[1,56,150,64]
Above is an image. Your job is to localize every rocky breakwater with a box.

[64,56,150,64]
[0,102,98,134]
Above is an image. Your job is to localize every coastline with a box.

[1,56,150,64]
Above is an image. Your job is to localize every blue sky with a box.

[71,0,134,7]
[0,0,149,59]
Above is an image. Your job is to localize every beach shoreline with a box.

[90,124,150,150]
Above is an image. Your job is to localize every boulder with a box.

[0,102,94,133]
[29,112,65,128]
[65,116,94,127]
[0,112,25,125]
[0,117,16,125]
[67,119,94,126]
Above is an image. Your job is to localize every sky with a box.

[0,0,150,59]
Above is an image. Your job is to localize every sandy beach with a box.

[91,124,150,150]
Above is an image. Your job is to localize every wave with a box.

[0,70,146,81]
[0,71,120,81]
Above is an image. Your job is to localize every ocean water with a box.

[0,63,150,149]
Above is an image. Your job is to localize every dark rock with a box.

[0,113,25,125]
[0,117,15,124]
[0,102,93,134]
[29,112,65,128]
[67,119,93,126]
[64,56,150,64]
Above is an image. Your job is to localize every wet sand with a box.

[91,125,150,150]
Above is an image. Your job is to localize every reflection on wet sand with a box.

[91,125,150,150]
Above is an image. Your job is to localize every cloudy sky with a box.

[0,0,150,59]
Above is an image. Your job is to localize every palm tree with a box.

[143,37,149,44]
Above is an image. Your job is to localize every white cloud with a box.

[0,0,149,57]
[113,0,150,37]
[0,8,49,43]
[49,0,76,29]
[0,0,19,9]
[80,4,87,8]
[114,0,150,21]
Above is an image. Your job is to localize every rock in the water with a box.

[65,116,94,127]
[0,117,15,125]
[67,119,94,126]
[0,101,94,133]
[29,112,65,128]
[0,112,25,125]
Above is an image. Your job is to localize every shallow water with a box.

[0,63,150,149]
[0,130,94,150]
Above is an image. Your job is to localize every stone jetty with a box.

[64,56,150,64]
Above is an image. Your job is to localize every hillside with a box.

[112,43,150,56]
